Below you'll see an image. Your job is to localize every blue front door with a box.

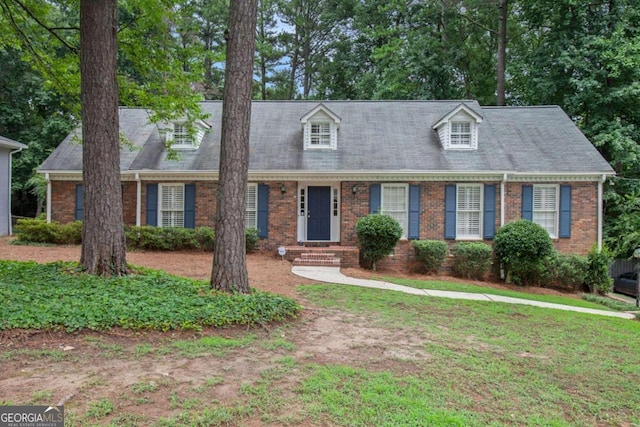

[307,186,331,240]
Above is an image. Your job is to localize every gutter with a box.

[135,173,141,226]
[45,173,51,223]
[598,174,606,251]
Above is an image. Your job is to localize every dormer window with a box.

[432,103,483,150]
[450,121,472,147]
[173,124,193,146]
[301,104,341,150]
[311,122,331,146]
[158,119,210,150]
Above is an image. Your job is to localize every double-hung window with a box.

[456,184,482,239]
[381,184,408,238]
[159,184,184,227]
[173,124,193,147]
[450,121,472,147]
[533,185,558,238]
[310,122,331,147]
[245,184,258,229]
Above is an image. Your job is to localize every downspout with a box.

[500,173,507,227]
[598,174,606,251]
[7,147,23,235]
[45,173,51,223]
[135,173,141,226]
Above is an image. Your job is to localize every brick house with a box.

[39,101,614,268]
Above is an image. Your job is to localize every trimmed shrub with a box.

[493,220,554,285]
[15,219,82,245]
[355,214,402,271]
[15,218,59,243]
[245,228,260,253]
[451,241,492,280]
[412,240,448,274]
[584,246,614,295]
[541,253,589,291]
[125,226,215,251]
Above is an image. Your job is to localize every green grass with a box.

[0,260,300,331]
[297,284,640,426]
[379,276,621,310]
[3,261,639,426]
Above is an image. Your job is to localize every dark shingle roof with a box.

[0,135,27,150]
[39,100,613,175]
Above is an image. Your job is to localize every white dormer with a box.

[432,103,483,150]
[301,104,341,150]
[159,119,211,150]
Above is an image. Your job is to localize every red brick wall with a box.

[50,181,77,223]
[51,178,600,262]
[504,181,598,255]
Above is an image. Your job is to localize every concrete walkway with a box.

[292,266,638,320]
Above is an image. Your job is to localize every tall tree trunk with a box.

[211,0,258,293]
[496,0,508,106]
[79,0,127,276]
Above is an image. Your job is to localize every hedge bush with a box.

[451,241,493,280]
[14,219,260,253]
[15,219,82,245]
[540,252,589,291]
[355,214,402,271]
[412,240,448,274]
[493,220,554,285]
[584,246,614,295]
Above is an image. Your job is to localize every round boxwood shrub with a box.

[355,214,402,271]
[493,219,554,285]
[451,241,493,280]
[412,240,448,274]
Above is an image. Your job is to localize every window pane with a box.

[533,185,558,236]
[381,185,407,236]
[310,122,331,145]
[245,184,257,228]
[160,184,184,228]
[450,122,472,146]
[457,212,480,236]
[456,185,482,238]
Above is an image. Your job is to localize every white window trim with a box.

[171,124,195,149]
[456,184,483,240]
[158,183,185,228]
[381,183,409,239]
[533,184,559,239]
[304,121,337,150]
[165,121,207,150]
[450,121,472,148]
[246,183,258,229]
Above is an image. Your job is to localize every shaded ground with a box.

[0,237,587,425]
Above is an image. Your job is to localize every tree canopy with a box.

[2,0,639,257]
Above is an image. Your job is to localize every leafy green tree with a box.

[0,48,73,217]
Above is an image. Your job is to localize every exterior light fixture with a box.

[280,184,286,194]
[352,185,358,194]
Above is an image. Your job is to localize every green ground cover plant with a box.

[0,260,300,331]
